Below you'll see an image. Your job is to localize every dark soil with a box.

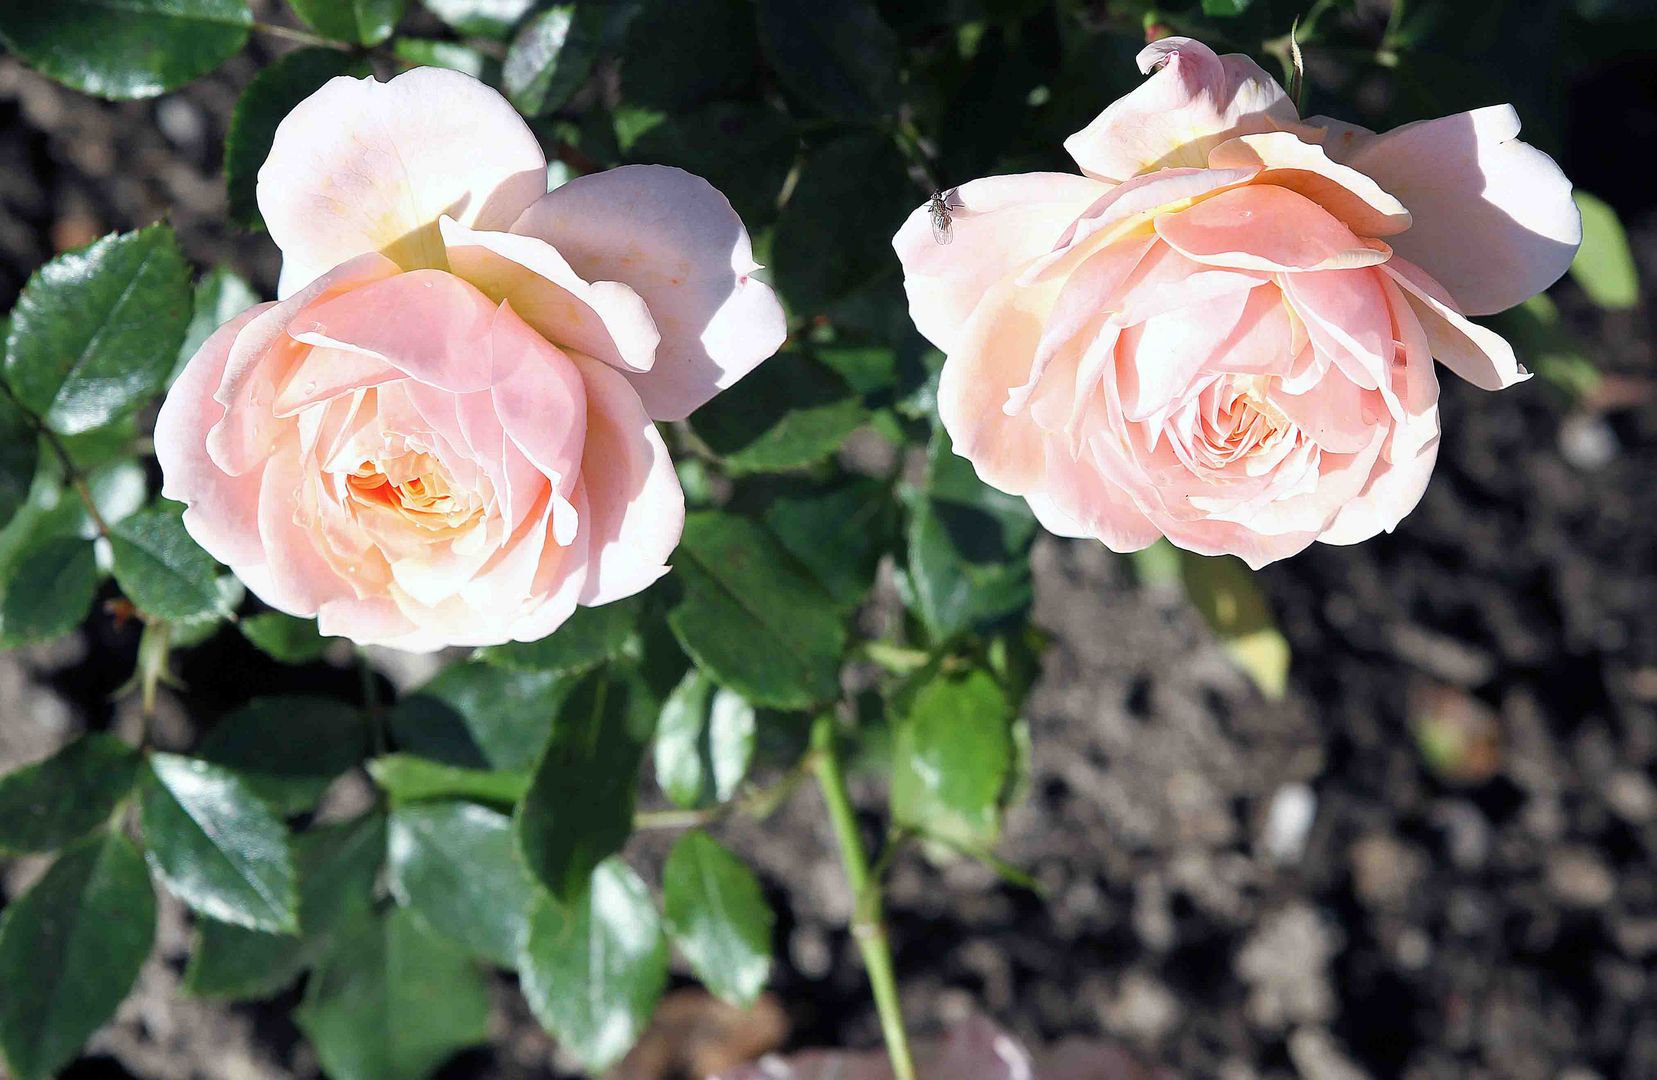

[2,12,1654,1080]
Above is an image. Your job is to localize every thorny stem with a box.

[633,750,819,831]
[810,714,917,1080]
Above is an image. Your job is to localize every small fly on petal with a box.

[928,188,960,245]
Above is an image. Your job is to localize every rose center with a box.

[344,446,482,532]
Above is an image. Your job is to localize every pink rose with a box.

[156,68,785,649]
[893,38,1579,567]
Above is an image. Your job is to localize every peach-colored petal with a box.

[1116,286,1254,420]
[1384,258,1529,390]
[1208,131,1411,236]
[512,165,785,421]
[565,352,684,606]
[1280,268,1394,392]
[1269,372,1382,454]
[936,274,1061,495]
[1064,37,1298,182]
[259,68,547,298]
[1155,185,1391,273]
[1318,434,1439,545]
[289,270,498,393]
[1346,105,1579,315]
[156,304,272,567]
[1028,438,1163,553]
[486,303,587,547]
[893,172,1111,353]
[255,446,348,616]
[439,217,660,375]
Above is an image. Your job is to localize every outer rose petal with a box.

[893,172,1111,353]
[1385,258,1529,390]
[512,166,785,421]
[156,304,272,567]
[1155,185,1391,273]
[259,68,548,298]
[1029,439,1163,553]
[565,352,685,606]
[1064,37,1299,183]
[1345,105,1580,315]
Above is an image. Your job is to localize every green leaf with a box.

[755,0,899,120]
[369,753,530,805]
[1202,0,1254,14]
[478,594,640,676]
[689,351,868,474]
[619,0,757,111]
[226,48,374,230]
[141,753,299,932]
[388,801,534,968]
[1177,547,1290,700]
[519,858,667,1071]
[899,428,1037,642]
[890,668,1013,851]
[0,834,156,1080]
[772,133,913,313]
[667,512,846,709]
[623,101,796,228]
[297,907,490,1080]
[654,669,755,809]
[240,610,331,663]
[762,478,894,611]
[419,0,535,37]
[196,696,368,815]
[110,501,231,622]
[0,393,36,531]
[661,831,772,1007]
[389,660,568,773]
[504,2,631,116]
[1570,191,1639,309]
[515,665,656,901]
[3,224,192,435]
[390,37,493,78]
[184,814,385,1001]
[0,0,251,100]
[0,534,98,647]
[0,734,141,854]
[288,0,404,45]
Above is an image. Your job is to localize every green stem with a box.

[252,20,353,51]
[810,715,916,1080]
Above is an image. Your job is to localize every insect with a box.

[928,188,961,245]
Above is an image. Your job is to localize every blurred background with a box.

[2,0,1653,1077]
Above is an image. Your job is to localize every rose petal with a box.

[1346,105,1579,315]
[512,165,785,421]
[259,68,547,297]
[1208,131,1411,236]
[1155,185,1392,273]
[1384,257,1529,390]
[1064,37,1299,183]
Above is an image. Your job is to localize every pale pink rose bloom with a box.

[156,68,785,650]
[893,38,1580,568]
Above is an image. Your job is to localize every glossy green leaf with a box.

[772,133,913,314]
[196,696,368,815]
[390,37,492,78]
[661,831,772,1007]
[297,907,490,1080]
[619,0,756,111]
[226,48,374,230]
[110,501,231,622]
[755,0,899,120]
[479,594,640,676]
[3,224,192,435]
[891,668,1013,850]
[0,534,99,648]
[288,0,404,45]
[171,269,257,379]
[1570,191,1639,309]
[0,392,36,531]
[503,2,629,116]
[654,669,755,809]
[239,610,332,663]
[0,0,251,100]
[389,660,567,772]
[419,0,535,37]
[515,665,656,901]
[622,101,795,228]
[388,801,534,967]
[762,478,894,611]
[0,834,156,1080]
[667,512,847,709]
[690,351,868,474]
[141,753,299,932]
[1177,547,1290,700]
[184,814,385,1001]
[519,858,667,1071]
[368,754,530,805]
[0,734,141,854]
